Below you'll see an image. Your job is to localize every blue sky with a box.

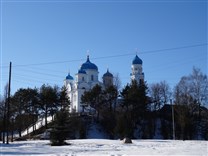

[0,0,207,95]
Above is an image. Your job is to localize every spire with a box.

[135,48,138,55]
[86,50,90,62]
[87,55,90,62]
[106,66,109,73]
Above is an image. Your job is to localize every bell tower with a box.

[103,69,113,88]
[131,55,144,84]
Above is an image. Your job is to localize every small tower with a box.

[103,69,113,88]
[64,72,74,87]
[64,72,74,111]
[131,55,144,84]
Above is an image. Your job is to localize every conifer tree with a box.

[50,110,71,146]
[115,80,149,138]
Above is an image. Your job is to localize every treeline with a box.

[0,84,70,142]
[0,67,208,142]
[81,67,208,140]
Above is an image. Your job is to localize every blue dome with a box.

[103,69,113,77]
[78,69,86,74]
[132,55,143,64]
[66,73,74,80]
[80,55,98,70]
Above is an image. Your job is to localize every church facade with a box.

[64,54,144,113]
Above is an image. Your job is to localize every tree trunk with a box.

[45,113,48,129]
[45,109,48,129]
[19,129,21,137]
[97,110,100,121]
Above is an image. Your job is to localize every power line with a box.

[141,43,207,54]
[12,68,64,78]
[19,66,67,74]
[2,0,207,3]
[1,43,207,68]
[13,73,62,83]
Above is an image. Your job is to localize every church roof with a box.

[78,69,86,74]
[66,73,74,80]
[103,69,113,77]
[132,55,143,65]
[80,55,98,70]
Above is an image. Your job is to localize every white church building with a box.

[64,54,144,113]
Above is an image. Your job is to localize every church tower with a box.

[131,55,144,84]
[64,72,74,109]
[103,69,113,88]
[64,72,74,91]
[69,55,101,112]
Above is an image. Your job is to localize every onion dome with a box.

[78,69,86,74]
[80,55,98,70]
[132,55,143,65]
[103,69,113,77]
[66,73,74,80]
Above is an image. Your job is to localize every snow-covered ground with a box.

[0,139,207,156]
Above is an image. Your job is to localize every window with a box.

[91,75,94,81]
[74,94,76,101]
[82,77,84,81]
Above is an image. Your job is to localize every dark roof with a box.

[132,55,143,65]
[80,55,98,70]
[103,69,113,77]
[66,73,74,80]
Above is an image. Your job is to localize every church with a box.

[64,54,144,112]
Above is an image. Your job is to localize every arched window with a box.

[73,94,76,101]
[91,75,94,81]
[82,77,85,81]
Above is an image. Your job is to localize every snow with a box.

[1,139,207,156]
[87,124,107,139]
[20,116,53,137]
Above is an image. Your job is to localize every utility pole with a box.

[2,102,6,143]
[6,62,12,144]
[171,99,175,140]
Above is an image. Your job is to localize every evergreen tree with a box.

[81,84,118,138]
[10,88,39,137]
[99,85,118,139]
[116,80,149,138]
[81,84,104,120]
[39,84,59,129]
[50,110,71,146]
[59,86,70,111]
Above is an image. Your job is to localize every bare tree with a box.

[113,73,122,91]
[149,81,172,111]
[160,81,172,105]
[174,67,208,112]
[174,67,208,139]
[189,67,208,108]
